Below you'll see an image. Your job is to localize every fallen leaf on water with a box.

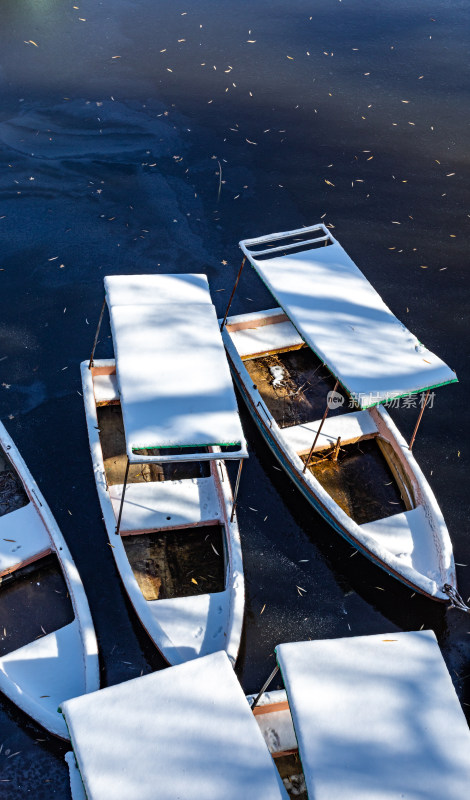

[260,604,266,614]
[325,179,335,186]
[191,578,198,585]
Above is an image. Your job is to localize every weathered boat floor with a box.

[97,404,210,485]
[244,346,348,428]
[122,524,225,601]
[0,554,74,656]
[304,438,408,525]
[275,754,307,800]
[0,450,28,517]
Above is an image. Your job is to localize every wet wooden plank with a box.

[123,525,225,601]
[244,347,348,428]
[97,404,210,486]
[304,438,407,524]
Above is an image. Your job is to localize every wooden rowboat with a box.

[0,421,99,738]
[82,274,248,666]
[220,223,462,604]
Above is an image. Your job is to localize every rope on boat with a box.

[443,584,470,614]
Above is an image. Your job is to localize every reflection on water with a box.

[0,0,469,795]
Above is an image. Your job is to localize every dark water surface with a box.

[0,0,469,795]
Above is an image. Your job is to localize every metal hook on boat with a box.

[443,584,470,614]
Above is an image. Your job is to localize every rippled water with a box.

[1,1,469,796]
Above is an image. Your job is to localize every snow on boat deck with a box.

[276,631,470,800]
[105,274,247,460]
[61,650,289,800]
[240,226,457,407]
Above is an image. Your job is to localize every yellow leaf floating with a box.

[191,578,198,585]
[325,179,335,186]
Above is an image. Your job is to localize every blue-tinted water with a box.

[1,1,469,795]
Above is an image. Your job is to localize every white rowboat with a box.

[62,650,289,800]
[250,631,470,800]
[82,273,248,665]
[221,223,460,603]
[0,421,99,738]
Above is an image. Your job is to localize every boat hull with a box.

[0,422,99,738]
[222,312,455,602]
[81,360,245,667]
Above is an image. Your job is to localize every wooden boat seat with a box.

[282,410,378,455]
[230,313,304,358]
[93,372,119,405]
[109,477,221,532]
[360,506,440,575]
[0,502,51,575]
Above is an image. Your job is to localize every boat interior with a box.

[0,446,75,656]
[122,525,226,601]
[0,553,74,657]
[227,310,414,526]
[92,372,228,602]
[97,404,211,485]
[252,697,307,799]
[0,447,29,516]
[275,755,306,799]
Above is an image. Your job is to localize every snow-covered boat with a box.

[249,631,470,800]
[220,223,461,603]
[82,274,248,666]
[62,650,289,800]
[63,631,470,800]
[0,421,99,738]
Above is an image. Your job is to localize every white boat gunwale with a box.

[0,421,99,738]
[221,308,456,601]
[81,358,245,666]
